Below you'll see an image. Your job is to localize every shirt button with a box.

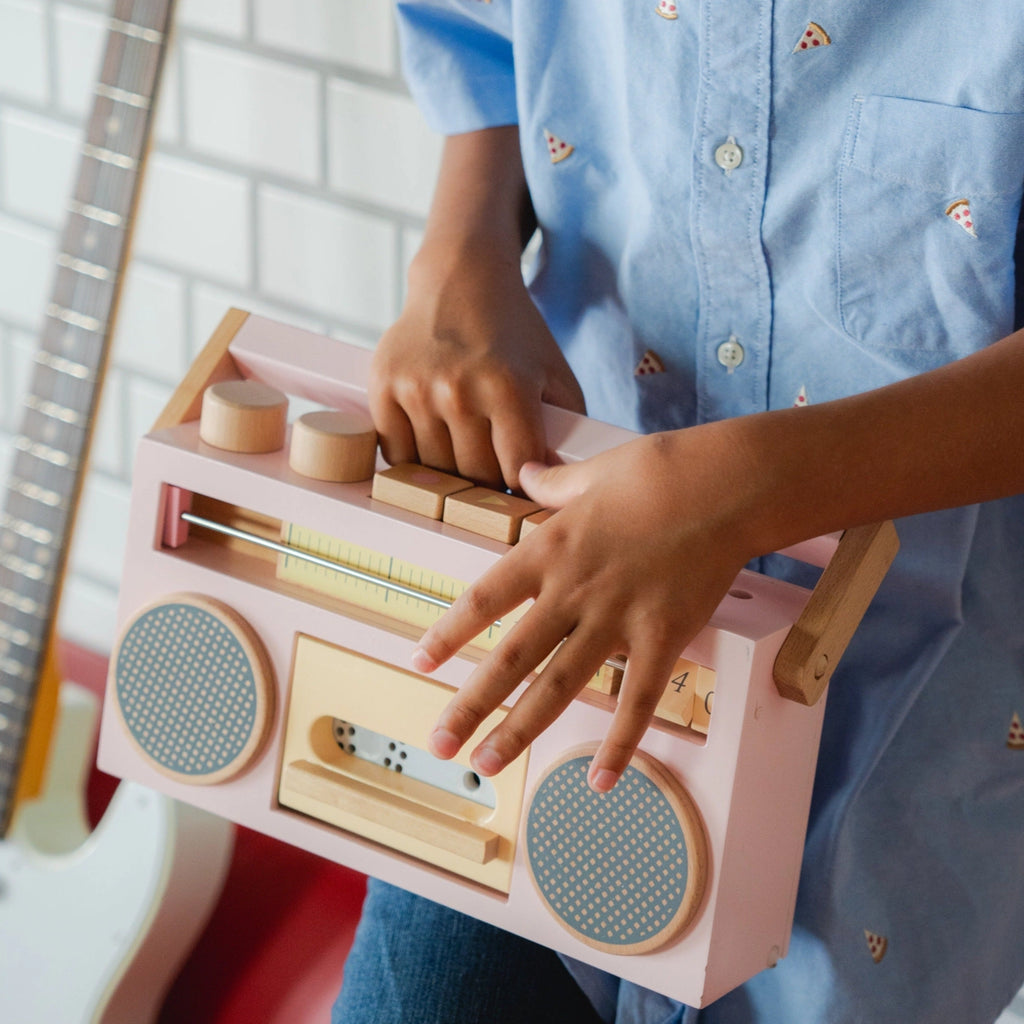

[714,136,743,172]
[717,336,745,371]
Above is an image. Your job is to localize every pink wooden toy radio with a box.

[97,309,898,1006]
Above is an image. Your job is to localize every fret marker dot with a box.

[106,115,122,136]
[83,231,97,250]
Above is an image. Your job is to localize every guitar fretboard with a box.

[0,0,175,834]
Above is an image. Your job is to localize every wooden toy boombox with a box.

[97,310,897,1007]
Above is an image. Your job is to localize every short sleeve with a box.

[396,1,518,134]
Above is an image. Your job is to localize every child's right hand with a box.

[369,244,585,491]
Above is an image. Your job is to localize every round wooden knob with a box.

[199,379,289,453]
[288,409,378,482]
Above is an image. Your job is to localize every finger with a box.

[368,393,418,467]
[518,459,591,509]
[409,415,457,475]
[428,603,573,762]
[447,414,504,488]
[412,549,539,675]
[541,368,587,416]
[588,647,679,792]
[469,629,609,775]
[490,394,548,491]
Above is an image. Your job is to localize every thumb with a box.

[518,460,589,509]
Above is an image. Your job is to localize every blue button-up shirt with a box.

[395,2,1024,1021]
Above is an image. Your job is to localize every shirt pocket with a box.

[836,95,1024,355]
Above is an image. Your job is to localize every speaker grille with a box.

[113,594,273,783]
[526,746,706,954]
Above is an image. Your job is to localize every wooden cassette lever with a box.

[773,520,900,706]
[281,760,500,865]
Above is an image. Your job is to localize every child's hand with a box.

[412,424,761,791]
[369,248,585,491]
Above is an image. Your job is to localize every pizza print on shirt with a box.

[864,930,888,964]
[793,385,809,407]
[794,22,830,51]
[945,198,977,237]
[544,128,574,164]
[656,0,679,19]
[1008,711,1024,750]
[635,350,666,376]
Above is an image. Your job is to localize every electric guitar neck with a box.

[0,0,176,836]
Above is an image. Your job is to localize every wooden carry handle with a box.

[773,521,900,706]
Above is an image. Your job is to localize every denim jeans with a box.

[333,878,606,1024]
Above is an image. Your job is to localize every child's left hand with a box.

[412,424,762,791]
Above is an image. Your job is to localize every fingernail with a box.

[411,647,438,673]
[589,768,619,793]
[429,727,460,759]
[471,746,505,776]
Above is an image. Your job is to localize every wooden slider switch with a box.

[588,661,623,696]
[372,463,474,519]
[654,659,715,732]
[199,379,288,453]
[691,669,715,735]
[443,487,543,544]
[289,409,378,482]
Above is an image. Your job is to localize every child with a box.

[336,3,1024,1021]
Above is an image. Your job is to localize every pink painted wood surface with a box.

[97,314,837,1007]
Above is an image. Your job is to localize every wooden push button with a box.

[519,507,557,540]
[199,379,288,453]
[289,409,378,482]
[443,487,543,544]
[372,463,474,519]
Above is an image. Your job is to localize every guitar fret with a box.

[23,395,84,426]
[35,348,96,381]
[0,513,55,547]
[109,17,164,44]
[81,142,137,171]
[0,587,41,617]
[67,199,123,227]
[0,620,38,651]
[95,81,151,109]
[6,477,66,511]
[0,685,27,709]
[0,554,49,583]
[46,303,105,335]
[13,436,77,472]
[56,252,114,282]
[1,654,39,683]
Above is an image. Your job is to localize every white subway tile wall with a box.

[0,0,441,651]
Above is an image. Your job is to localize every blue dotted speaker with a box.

[525,744,707,954]
[112,593,274,784]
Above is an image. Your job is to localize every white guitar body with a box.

[0,682,233,1024]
